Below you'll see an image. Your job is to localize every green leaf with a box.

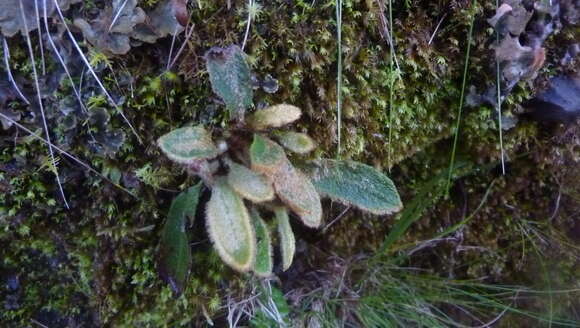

[273,162,322,228]
[250,209,273,277]
[275,207,295,271]
[206,177,256,272]
[227,160,274,203]
[274,131,316,154]
[158,183,202,296]
[250,134,286,176]
[305,159,403,215]
[247,104,302,130]
[157,126,219,164]
[205,45,253,119]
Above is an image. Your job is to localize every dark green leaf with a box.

[250,209,273,277]
[158,183,202,295]
[205,45,253,119]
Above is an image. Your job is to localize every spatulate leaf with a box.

[305,159,402,215]
[275,207,295,271]
[247,104,302,130]
[157,126,219,164]
[206,177,256,272]
[275,131,316,154]
[158,183,202,295]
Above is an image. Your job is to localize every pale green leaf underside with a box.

[273,161,322,228]
[206,178,256,272]
[275,207,295,271]
[158,126,218,164]
[275,131,316,154]
[306,159,403,215]
[248,104,302,130]
[158,183,202,295]
[227,161,274,203]
[251,209,273,277]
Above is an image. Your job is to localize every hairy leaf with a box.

[206,178,256,272]
[251,209,273,277]
[275,207,295,271]
[158,183,201,295]
[205,45,253,119]
[227,160,274,203]
[275,131,316,154]
[157,126,219,164]
[247,104,302,130]
[250,134,286,176]
[273,161,322,228]
[305,159,402,215]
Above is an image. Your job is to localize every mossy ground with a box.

[1,0,579,326]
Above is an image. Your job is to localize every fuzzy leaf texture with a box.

[158,183,201,296]
[157,126,218,164]
[205,45,253,119]
[250,135,322,228]
[273,161,322,229]
[206,178,256,272]
[305,159,403,215]
[251,209,273,277]
[227,161,274,203]
[275,131,315,154]
[275,207,295,271]
[250,134,286,176]
[247,104,302,130]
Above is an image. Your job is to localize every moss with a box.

[2,0,579,325]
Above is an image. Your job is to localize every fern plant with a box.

[157,45,403,294]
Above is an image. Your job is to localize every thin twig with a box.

[30,319,49,328]
[168,22,196,70]
[375,0,402,74]
[2,37,30,104]
[109,0,130,31]
[241,0,254,51]
[34,0,46,75]
[20,1,70,208]
[495,0,506,175]
[43,0,88,113]
[323,206,351,233]
[446,3,476,195]
[428,14,447,45]
[336,0,343,157]
[167,25,179,70]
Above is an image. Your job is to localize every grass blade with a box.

[336,0,342,158]
[445,1,477,195]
